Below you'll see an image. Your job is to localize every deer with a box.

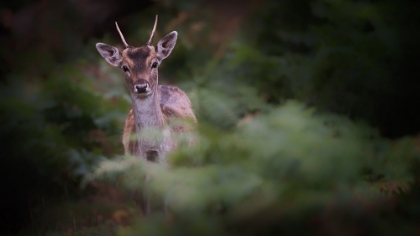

[96,15,196,161]
[95,15,196,215]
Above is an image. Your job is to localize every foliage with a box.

[93,101,419,235]
[228,0,420,138]
[88,0,420,234]
[0,37,128,233]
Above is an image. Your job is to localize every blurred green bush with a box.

[94,101,419,236]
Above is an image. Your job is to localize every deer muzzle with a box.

[134,79,150,94]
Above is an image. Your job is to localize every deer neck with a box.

[130,89,172,161]
[130,90,165,129]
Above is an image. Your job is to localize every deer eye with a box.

[151,62,158,68]
[122,66,129,72]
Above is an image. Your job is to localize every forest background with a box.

[0,0,420,235]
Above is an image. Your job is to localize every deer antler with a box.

[115,22,129,48]
[146,15,158,45]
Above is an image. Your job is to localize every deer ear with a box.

[96,43,122,67]
[156,31,177,61]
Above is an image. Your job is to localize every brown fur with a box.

[96,32,195,159]
[123,85,196,156]
[96,20,194,216]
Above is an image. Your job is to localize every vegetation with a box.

[0,0,419,235]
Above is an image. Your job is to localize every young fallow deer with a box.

[96,15,196,163]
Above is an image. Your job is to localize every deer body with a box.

[123,84,196,161]
[96,16,196,163]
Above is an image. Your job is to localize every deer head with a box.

[96,15,177,98]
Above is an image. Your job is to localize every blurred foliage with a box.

[226,0,420,138]
[0,44,128,233]
[0,1,131,231]
[93,101,420,235]
[1,0,420,235]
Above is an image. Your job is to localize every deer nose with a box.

[135,84,148,93]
